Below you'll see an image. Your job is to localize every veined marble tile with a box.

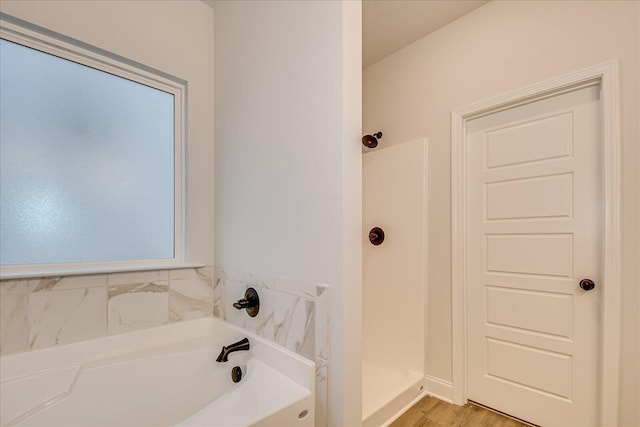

[108,270,168,286]
[169,268,198,281]
[246,271,317,299]
[287,299,314,360]
[108,282,168,334]
[213,276,225,320]
[218,280,248,327]
[242,286,276,342]
[29,274,107,292]
[169,267,213,281]
[29,287,107,350]
[316,283,329,297]
[218,267,245,283]
[0,293,29,355]
[315,287,330,360]
[273,292,297,348]
[274,293,315,360]
[315,357,329,427]
[169,275,213,322]
[0,279,30,295]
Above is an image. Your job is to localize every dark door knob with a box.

[579,279,596,291]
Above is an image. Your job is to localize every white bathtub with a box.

[0,318,315,427]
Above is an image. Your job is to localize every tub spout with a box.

[216,337,250,362]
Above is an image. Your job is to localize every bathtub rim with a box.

[1,318,315,427]
[1,317,314,393]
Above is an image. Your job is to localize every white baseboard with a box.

[423,375,454,403]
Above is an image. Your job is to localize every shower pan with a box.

[362,138,428,426]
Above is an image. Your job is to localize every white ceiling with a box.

[205,0,489,68]
[363,0,489,68]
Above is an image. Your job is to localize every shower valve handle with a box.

[233,288,260,317]
[233,299,253,309]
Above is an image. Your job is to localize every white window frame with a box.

[0,16,188,279]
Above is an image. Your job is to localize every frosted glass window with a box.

[0,39,176,265]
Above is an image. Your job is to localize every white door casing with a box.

[451,62,621,427]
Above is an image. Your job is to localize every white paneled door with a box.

[466,84,601,426]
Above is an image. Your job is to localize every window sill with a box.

[0,262,208,280]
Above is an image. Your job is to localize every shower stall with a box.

[362,138,428,426]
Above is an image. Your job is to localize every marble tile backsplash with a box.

[2,266,330,427]
[213,267,330,427]
[30,286,108,350]
[107,281,169,335]
[0,267,214,356]
[213,268,329,360]
[0,290,28,354]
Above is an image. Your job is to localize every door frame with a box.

[451,61,621,426]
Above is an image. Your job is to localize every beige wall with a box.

[363,1,639,424]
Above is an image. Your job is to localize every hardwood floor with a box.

[390,395,530,427]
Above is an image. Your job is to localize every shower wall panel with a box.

[363,138,427,377]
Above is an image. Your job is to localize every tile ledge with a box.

[1,263,208,281]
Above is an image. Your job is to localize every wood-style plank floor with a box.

[390,395,530,427]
